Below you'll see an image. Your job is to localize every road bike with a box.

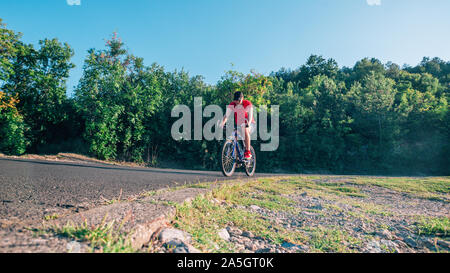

[221,124,256,177]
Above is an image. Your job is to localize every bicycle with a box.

[220,123,256,177]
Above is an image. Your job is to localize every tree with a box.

[297,55,339,87]
[346,71,397,169]
[0,91,26,155]
[2,38,75,152]
[350,58,385,84]
[299,75,350,171]
[75,34,128,160]
[75,33,163,162]
[0,19,22,84]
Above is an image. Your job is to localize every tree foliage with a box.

[0,91,26,154]
[0,19,448,175]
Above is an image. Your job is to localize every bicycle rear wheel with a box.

[244,146,256,177]
[221,140,236,177]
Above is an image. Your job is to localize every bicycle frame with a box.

[228,129,245,163]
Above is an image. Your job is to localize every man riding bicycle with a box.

[220,91,256,159]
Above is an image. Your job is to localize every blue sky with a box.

[1,0,449,95]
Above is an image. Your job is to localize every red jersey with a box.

[228,99,255,125]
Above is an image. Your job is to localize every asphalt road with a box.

[0,157,274,226]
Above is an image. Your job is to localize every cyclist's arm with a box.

[221,106,233,127]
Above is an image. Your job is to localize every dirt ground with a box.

[154,176,449,253]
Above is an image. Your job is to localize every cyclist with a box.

[220,91,256,159]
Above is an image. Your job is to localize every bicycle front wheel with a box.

[244,146,256,177]
[221,140,236,177]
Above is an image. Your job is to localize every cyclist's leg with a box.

[246,122,256,151]
[237,123,248,151]
[244,127,251,152]
[241,122,255,154]
[248,121,256,136]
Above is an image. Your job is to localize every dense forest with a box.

[1,19,449,175]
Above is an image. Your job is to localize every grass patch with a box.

[141,190,157,198]
[353,177,450,202]
[172,191,307,253]
[188,182,213,189]
[362,204,394,217]
[416,216,450,237]
[43,213,59,221]
[211,179,298,213]
[305,226,362,253]
[252,178,299,195]
[284,177,368,198]
[48,217,134,253]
